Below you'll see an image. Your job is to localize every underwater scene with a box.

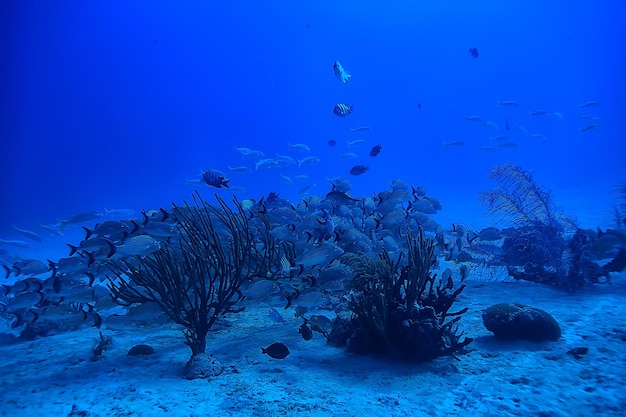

[1,1,625,416]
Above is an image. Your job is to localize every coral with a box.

[334,229,472,361]
[108,192,283,359]
[478,164,609,291]
[482,303,561,341]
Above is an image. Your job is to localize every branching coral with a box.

[337,229,472,361]
[108,192,282,357]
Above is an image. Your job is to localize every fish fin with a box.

[67,243,79,257]
[2,265,11,280]
[83,226,93,240]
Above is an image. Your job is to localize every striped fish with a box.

[333,103,353,117]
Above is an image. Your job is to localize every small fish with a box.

[530,133,547,141]
[529,110,553,117]
[39,222,64,237]
[349,165,369,176]
[228,166,252,173]
[298,156,320,168]
[579,101,600,109]
[498,142,518,148]
[490,135,510,141]
[477,146,497,152]
[468,47,479,58]
[465,116,483,122]
[12,225,42,242]
[333,103,353,117]
[255,159,280,170]
[104,208,136,217]
[298,183,316,196]
[579,124,601,134]
[369,144,382,157]
[58,211,103,229]
[268,307,285,324]
[289,143,311,151]
[333,60,351,84]
[202,169,230,188]
[261,342,290,359]
[350,126,372,132]
[347,139,366,147]
[443,141,465,148]
[234,147,264,158]
[505,117,510,131]
[279,173,292,183]
[327,139,337,147]
[483,121,499,131]
[497,101,519,107]
[298,319,313,341]
[0,238,30,248]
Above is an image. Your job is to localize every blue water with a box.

[1,1,625,247]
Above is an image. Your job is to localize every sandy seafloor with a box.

[0,271,624,417]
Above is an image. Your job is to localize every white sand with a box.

[1,272,624,417]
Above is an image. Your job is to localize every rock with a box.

[184,353,224,380]
[482,303,561,341]
[127,344,155,356]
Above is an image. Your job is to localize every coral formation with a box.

[108,192,283,363]
[329,229,472,361]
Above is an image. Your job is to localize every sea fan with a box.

[478,163,575,231]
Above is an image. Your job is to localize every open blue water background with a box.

[1,1,625,257]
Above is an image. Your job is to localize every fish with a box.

[242,280,282,300]
[498,142,518,148]
[112,235,161,258]
[477,146,497,152]
[369,144,382,157]
[289,143,310,151]
[469,227,502,242]
[298,319,313,341]
[350,126,372,132]
[234,147,265,158]
[327,139,337,147]
[279,173,292,183]
[309,314,333,335]
[349,165,369,176]
[333,60,351,84]
[333,103,353,117]
[529,110,554,117]
[468,47,479,58]
[298,183,316,196]
[339,153,358,160]
[255,159,280,170]
[497,101,519,107]
[297,243,344,269]
[11,225,42,242]
[0,238,30,248]
[325,191,360,205]
[202,169,230,188]
[228,166,252,173]
[579,124,601,134]
[465,116,483,122]
[347,139,366,147]
[298,156,320,168]
[261,342,290,359]
[39,222,64,237]
[579,101,600,109]
[58,211,103,229]
[490,135,510,142]
[483,121,499,131]
[268,307,285,324]
[443,141,465,148]
[104,208,136,217]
